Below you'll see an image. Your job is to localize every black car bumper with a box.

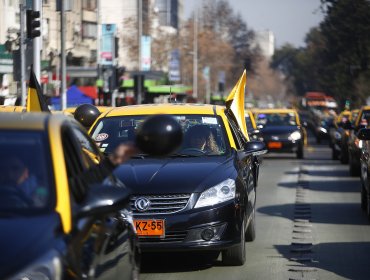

[134,201,243,252]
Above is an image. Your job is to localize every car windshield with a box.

[91,114,229,156]
[256,112,297,127]
[0,131,53,213]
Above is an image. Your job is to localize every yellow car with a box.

[348,105,370,176]
[253,108,307,158]
[0,105,25,112]
[89,103,266,266]
[0,112,139,279]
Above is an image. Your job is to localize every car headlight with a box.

[10,250,62,280]
[288,131,301,141]
[320,127,327,133]
[194,178,235,208]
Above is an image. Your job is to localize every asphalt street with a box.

[139,137,370,280]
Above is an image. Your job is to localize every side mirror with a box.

[244,141,267,156]
[76,185,131,219]
[357,128,370,141]
[135,114,183,156]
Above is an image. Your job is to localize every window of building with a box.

[82,21,97,39]
[82,0,97,11]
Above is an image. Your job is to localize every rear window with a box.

[255,112,297,127]
[91,114,229,156]
[0,131,54,212]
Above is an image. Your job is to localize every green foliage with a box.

[272,0,370,107]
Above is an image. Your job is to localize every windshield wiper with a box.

[169,153,201,158]
[130,154,149,159]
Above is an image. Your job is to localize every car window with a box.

[0,130,53,211]
[91,114,229,156]
[245,114,255,133]
[359,110,370,127]
[256,112,297,127]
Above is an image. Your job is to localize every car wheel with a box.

[316,136,321,144]
[245,207,256,242]
[349,153,360,176]
[367,194,370,221]
[361,185,367,211]
[332,148,338,160]
[222,220,246,266]
[340,144,349,164]
[296,145,304,159]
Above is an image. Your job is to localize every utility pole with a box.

[137,0,143,104]
[33,0,41,80]
[20,3,26,106]
[138,0,142,71]
[193,9,198,100]
[60,0,67,110]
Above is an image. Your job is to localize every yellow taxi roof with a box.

[103,103,224,117]
[0,105,25,112]
[252,108,298,114]
[0,112,64,130]
[63,105,112,115]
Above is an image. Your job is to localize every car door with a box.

[226,116,255,222]
[62,123,132,280]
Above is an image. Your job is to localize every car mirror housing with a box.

[76,185,132,219]
[244,141,267,156]
[135,114,183,156]
[357,128,370,141]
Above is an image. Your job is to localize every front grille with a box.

[139,230,187,243]
[130,194,191,214]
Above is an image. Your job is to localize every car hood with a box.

[0,212,61,278]
[114,156,235,194]
[260,126,299,135]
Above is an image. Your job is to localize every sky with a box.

[183,0,325,48]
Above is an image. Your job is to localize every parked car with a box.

[0,112,178,280]
[348,106,370,176]
[331,110,352,161]
[253,108,306,159]
[357,128,370,219]
[89,103,267,266]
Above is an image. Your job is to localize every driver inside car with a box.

[184,125,219,154]
[1,156,47,207]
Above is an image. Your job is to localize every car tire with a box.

[349,152,360,177]
[340,143,349,164]
[245,208,256,242]
[367,194,370,221]
[332,148,338,160]
[222,220,246,266]
[296,146,304,159]
[361,185,367,211]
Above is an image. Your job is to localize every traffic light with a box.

[26,10,41,39]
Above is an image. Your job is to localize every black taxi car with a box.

[253,108,306,159]
[0,112,140,280]
[89,103,266,266]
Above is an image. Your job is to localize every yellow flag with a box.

[226,70,248,139]
[26,66,50,112]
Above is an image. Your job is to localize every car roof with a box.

[102,103,224,117]
[0,112,67,130]
[253,108,298,114]
[0,105,25,112]
[360,105,370,111]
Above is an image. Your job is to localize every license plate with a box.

[134,219,165,237]
[268,142,282,149]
